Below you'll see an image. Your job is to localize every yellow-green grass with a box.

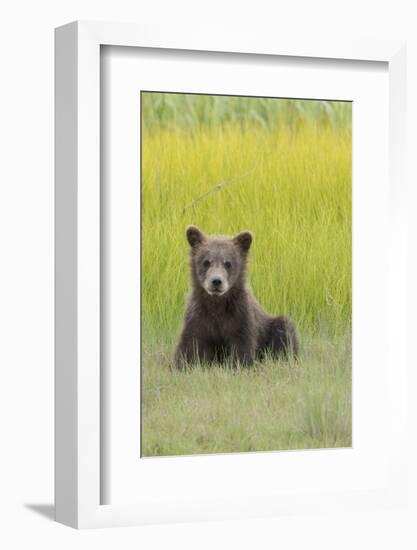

[141,95,352,456]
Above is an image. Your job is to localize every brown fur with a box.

[175,226,299,368]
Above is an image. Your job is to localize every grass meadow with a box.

[141,92,352,457]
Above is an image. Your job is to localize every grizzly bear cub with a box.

[175,225,299,368]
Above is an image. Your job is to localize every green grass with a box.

[141,92,352,457]
[142,329,351,456]
[142,93,352,132]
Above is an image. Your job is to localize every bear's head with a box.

[185,225,252,296]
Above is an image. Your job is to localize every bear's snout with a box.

[203,269,229,296]
[210,277,223,289]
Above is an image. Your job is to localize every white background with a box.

[103,48,393,507]
[1,1,417,549]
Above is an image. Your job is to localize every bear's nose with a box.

[211,278,223,288]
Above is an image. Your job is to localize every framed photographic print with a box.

[55,21,407,528]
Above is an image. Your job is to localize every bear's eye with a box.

[203,259,211,268]
[224,260,232,269]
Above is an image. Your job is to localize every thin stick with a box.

[182,164,259,215]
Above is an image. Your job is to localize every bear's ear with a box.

[186,225,205,247]
[233,231,253,253]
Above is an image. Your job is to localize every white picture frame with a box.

[55,21,407,529]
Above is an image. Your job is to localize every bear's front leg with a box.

[175,331,214,368]
[229,335,256,367]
